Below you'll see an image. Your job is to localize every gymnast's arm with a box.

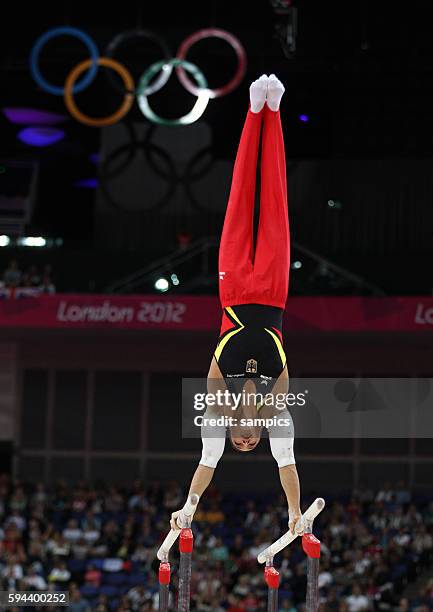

[170,358,227,530]
[264,369,303,534]
[192,357,228,491]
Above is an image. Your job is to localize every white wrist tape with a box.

[177,494,200,528]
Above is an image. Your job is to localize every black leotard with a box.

[214,304,286,384]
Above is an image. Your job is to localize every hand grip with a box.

[156,494,200,561]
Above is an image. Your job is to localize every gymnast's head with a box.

[229,379,262,452]
[230,433,260,452]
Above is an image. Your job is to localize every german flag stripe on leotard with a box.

[264,327,286,368]
[214,307,244,362]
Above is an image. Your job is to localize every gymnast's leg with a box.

[218,75,268,308]
[253,75,290,309]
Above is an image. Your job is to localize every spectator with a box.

[318,559,333,590]
[248,534,271,560]
[375,482,394,504]
[243,591,260,610]
[1,524,25,560]
[395,481,411,505]
[1,555,23,588]
[163,481,182,510]
[4,511,26,533]
[0,477,431,610]
[227,594,245,612]
[206,502,225,524]
[22,265,41,288]
[46,532,70,557]
[2,259,21,288]
[31,482,47,508]
[345,584,371,611]
[47,559,71,585]
[69,584,91,612]
[71,537,89,560]
[84,563,101,587]
[323,588,340,610]
[279,599,296,611]
[63,518,82,543]
[40,264,56,294]
[127,584,148,609]
[210,537,229,562]
[9,485,27,512]
[22,565,47,590]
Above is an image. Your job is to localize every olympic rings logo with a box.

[29,27,247,127]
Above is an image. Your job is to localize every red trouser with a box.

[218,106,290,309]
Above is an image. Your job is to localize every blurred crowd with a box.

[0,475,432,611]
[1,259,55,294]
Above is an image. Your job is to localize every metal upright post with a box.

[264,558,280,612]
[302,523,321,612]
[158,560,170,612]
[177,528,193,612]
[157,495,199,612]
[257,499,325,612]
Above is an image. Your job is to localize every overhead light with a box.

[17,236,46,247]
[0,235,10,247]
[291,260,302,269]
[2,107,67,125]
[299,114,309,122]
[327,199,342,209]
[17,127,65,147]
[75,178,98,189]
[171,273,180,286]
[155,278,169,292]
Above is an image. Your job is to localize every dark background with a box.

[1,0,433,295]
[12,328,433,490]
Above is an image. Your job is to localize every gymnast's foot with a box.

[266,74,285,111]
[249,74,268,113]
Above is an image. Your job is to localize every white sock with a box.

[249,74,268,113]
[266,74,285,112]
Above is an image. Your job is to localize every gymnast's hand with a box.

[170,508,185,530]
[289,509,305,535]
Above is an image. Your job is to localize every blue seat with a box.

[278,589,294,602]
[113,511,127,524]
[80,585,99,599]
[128,573,144,586]
[68,559,87,573]
[391,563,407,580]
[99,585,120,598]
[130,561,142,572]
[88,559,104,570]
[120,585,131,596]
[103,573,127,586]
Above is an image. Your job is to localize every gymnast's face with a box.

[230,433,260,452]
[230,379,261,451]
